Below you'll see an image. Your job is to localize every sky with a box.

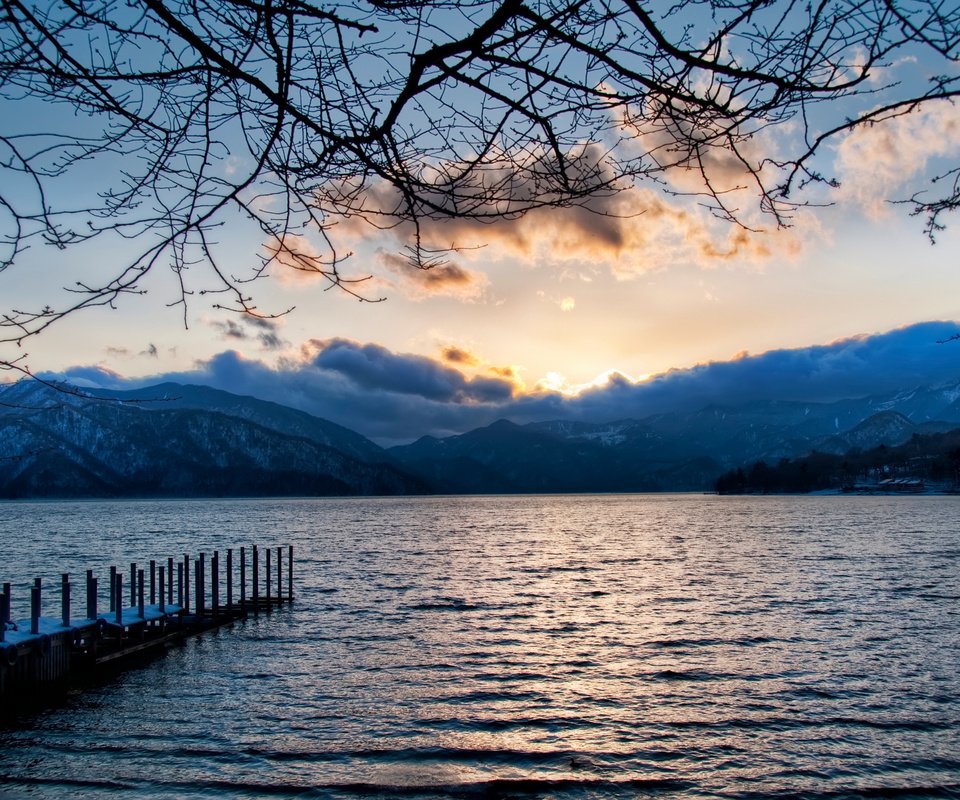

[3,5,960,445]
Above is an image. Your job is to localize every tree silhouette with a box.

[1,0,958,370]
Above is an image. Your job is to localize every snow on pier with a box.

[0,545,293,712]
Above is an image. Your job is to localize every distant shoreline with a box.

[3,489,960,502]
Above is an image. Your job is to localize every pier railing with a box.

[1,544,293,709]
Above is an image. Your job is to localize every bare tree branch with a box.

[0,0,957,364]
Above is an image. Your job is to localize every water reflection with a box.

[0,494,958,797]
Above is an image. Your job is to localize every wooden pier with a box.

[0,544,293,712]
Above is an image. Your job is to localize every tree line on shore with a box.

[715,430,960,494]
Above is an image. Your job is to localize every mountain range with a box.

[0,381,424,497]
[2,377,960,497]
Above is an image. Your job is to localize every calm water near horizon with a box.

[0,494,958,799]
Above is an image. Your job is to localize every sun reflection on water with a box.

[0,494,958,797]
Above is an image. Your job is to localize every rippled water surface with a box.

[0,494,958,798]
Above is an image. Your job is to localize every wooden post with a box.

[129,562,136,607]
[109,566,117,612]
[61,573,70,628]
[31,578,41,635]
[183,554,190,614]
[86,570,95,620]
[137,569,145,619]
[288,545,293,601]
[149,560,156,605]
[194,560,203,615]
[1,582,9,627]
[115,573,123,626]
[211,551,219,616]
[159,566,166,613]
[199,552,206,615]
[240,547,246,609]
[266,546,272,601]
[252,545,259,604]
[0,590,6,642]
[226,549,234,609]
[167,557,174,605]
[177,562,184,608]
[276,546,281,602]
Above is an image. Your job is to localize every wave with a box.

[662,716,956,733]
[406,598,485,612]
[0,775,692,799]
[728,786,960,800]
[648,669,735,682]
[647,635,778,649]
[10,773,957,800]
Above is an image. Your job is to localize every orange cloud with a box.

[374,251,488,300]
[441,344,526,393]
[316,117,823,291]
[435,342,526,393]
[333,175,807,285]
[489,364,521,380]
[441,345,479,366]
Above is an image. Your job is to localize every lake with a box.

[0,494,958,798]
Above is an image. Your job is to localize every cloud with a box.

[304,338,516,404]
[215,320,247,340]
[135,346,533,445]
[489,364,523,383]
[442,346,479,366]
[375,251,487,300]
[328,141,808,287]
[536,292,577,312]
[55,364,128,389]
[263,91,947,303]
[567,320,960,420]
[835,100,960,217]
[210,315,289,351]
[48,321,960,445]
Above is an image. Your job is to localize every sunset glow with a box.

[2,3,960,794]
[2,0,960,448]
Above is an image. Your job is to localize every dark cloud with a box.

[215,320,248,340]
[140,343,159,358]
[568,320,960,420]
[257,331,285,350]
[47,321,960,445]
[109,348,530,445]
[211,315,288,350]
[308,338,514,403]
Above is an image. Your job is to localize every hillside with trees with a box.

[715,430,960,494]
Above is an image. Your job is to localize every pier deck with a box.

[1,544,292,713]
